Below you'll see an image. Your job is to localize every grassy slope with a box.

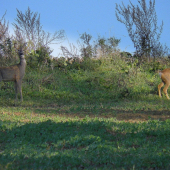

[0,54,170,169]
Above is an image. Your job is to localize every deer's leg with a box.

[0,73,2,83]
[158,82,164,98]
[0,76,2,96]
[163,83,170,99]
[14,81,18,102]
[17,79,23,102]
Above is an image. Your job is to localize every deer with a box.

[0,49,26,102]
[158,68,170,99]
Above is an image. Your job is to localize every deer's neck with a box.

[19,56,26,77]
[19,56,26,67]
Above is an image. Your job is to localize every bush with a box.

[17,51,165,103]
[26,46,52,68]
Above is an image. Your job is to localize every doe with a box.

[0,50,26,102]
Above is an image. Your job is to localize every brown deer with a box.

[0,50,26,102]
[158,68,170,99]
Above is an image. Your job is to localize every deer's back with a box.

[0,65,20,81]
[160,68,170,83]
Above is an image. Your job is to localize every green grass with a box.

[1,55,170,169]
[1,99,170,169]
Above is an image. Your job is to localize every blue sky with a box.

[1,0,170,57]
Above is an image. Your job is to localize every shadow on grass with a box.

[31,105,170,122]
[1,119,170,169]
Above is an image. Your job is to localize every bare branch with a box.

[61,43,79,59]
[0,11,9,42]
[13,7,65,52]
[115,0,168,60]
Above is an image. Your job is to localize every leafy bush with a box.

[26,46,52,68]
[142,61,166,73]
[28,52,162,102]
[79,58,101,71]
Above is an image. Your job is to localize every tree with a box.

[78,33,120,58]
[79,32,93,58]
[0,12,9,39]
[0,12,9,57]
[60,32,120,59]
[94,36,121,57]
[116,0,169,61]
[0,12,16,65]
[13,7,65,53]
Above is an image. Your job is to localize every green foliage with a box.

[142,60,167,73]
[26,46,52,68]
[77,32,121,59]
[39,54,163,102]
[1,50,166,104]
[79,58,101,71]
[96,36,121,54]
[0,38,19,66]
[52,57,67,69]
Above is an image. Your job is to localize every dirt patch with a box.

[3,107,170,123]
[34,107,170,122]
[115,112,170,122]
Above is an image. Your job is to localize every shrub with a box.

[26,46,52,68]
[17,50,165,103]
